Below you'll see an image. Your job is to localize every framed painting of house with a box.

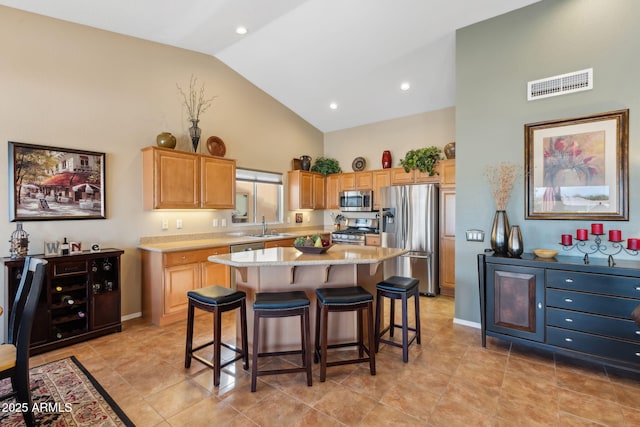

[524,109,629,221]
[8,141,106,221]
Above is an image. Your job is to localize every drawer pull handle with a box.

[635,331,640,336]
[564,338,573,342]
[636,286,640,291]
[181,256,186,260]
[564,318,573,323]
[564,298,573,303]
[565,278,574,283]
[636,352,640,357]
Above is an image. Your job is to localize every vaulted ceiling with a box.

[0,0,540,132]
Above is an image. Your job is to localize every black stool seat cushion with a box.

[187,285,246,306]
[254,291,310,310]
[316,286,373,305]
[377,276,419,293]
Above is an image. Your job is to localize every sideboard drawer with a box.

[547,326,640,365]
[547,288,639,319]
[52,259,88,277]
[547,307,640,342]
[546,269,640,298]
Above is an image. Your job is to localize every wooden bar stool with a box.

[314,286,376,382]
[185,285,249,387]
[251,290,312,392]
[374,276,421,363]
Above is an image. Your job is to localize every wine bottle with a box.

[61,295,75,305]
[53,327,63,339]
[55,286,63,292]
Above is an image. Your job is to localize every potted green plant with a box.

[310,157,342,176]
[399,146,443,176]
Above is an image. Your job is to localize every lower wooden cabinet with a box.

[141,246,230,326]
[2,249,124,355]
[264,238,296,248]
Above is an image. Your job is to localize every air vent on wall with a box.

[527,68,593,101]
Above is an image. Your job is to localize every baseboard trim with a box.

[453,317,480,329]
[122,312,142,322]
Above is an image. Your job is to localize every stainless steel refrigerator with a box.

[380,184,439,296]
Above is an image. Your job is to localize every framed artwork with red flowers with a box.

[8,141,106,221]
[525,109,628,220]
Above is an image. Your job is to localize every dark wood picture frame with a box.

[8,141,106,221]
[524,109,629,220]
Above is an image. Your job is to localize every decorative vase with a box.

[300,155,311,171]
[444,142,456,159]
[507,225,523,257]
[189,119,201,152]
[382,150,392,169]
[156,132,176,149]
[490,210,510,255]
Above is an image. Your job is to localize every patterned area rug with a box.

[0,356,133,426]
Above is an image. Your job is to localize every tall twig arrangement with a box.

[176,75,217,121]
[485,162,519,211]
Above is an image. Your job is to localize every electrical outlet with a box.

[221,218,227,227]
[161,219,169,230]
[212,219,219,227]
[176,219,183,229]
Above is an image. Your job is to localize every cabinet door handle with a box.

[635,286,640,291]
[564,338,573,342]
[537,302,542,309]
[635,330,640,336]
[636,352,640,357]
[565,278,574,283]
[564,318,573,323]
[181,256,187,260]
[564,298,573,303]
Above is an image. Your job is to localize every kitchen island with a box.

[208,244,407,352]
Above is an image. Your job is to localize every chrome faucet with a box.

[261,216,266,236]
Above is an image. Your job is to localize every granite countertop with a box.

[137,228,332,252]
[208,245,407,267]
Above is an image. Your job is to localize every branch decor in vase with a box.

[485,162,519,255]
[177,75,217,153]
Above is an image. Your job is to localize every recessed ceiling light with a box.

[329,102,338,110]
[235,26,248,35]
[400,82,411,91]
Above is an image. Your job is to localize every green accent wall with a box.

[455,0,640,323]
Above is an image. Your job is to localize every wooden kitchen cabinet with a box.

[141,246,230,326]
[142,146,236,210]
[2,249,124,355]
[439,160,455,296]
[201,155,236,209]
[365,234,380,247]
[325,174,340,209]
[264,238,296,248]
[356,171,372,190]
[340,172,356,190]
[288,170,325,210]
[372,169,391,210]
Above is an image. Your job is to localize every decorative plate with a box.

[294,244,333,254]
[352,157,366,171]
[206,136,226,157]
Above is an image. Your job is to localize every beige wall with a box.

[0,7,324,317]
[323,107,455,173]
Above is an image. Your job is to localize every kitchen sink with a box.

[248,233,294,238]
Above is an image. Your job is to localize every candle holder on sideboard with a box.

[560,233,638,266]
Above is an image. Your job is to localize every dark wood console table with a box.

[478,253,640,372]
[2,249,124,355]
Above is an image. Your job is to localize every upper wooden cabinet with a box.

[325,174,340,209]
[142,146,236,210]
[439,159,456,185]
[340,171,372,191]
[372,169,391,210]
[288,170,325,210]
[390,167,439,185]
[340,172,356,190]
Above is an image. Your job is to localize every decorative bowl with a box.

[294,244,333,254]
[533,249,558,259]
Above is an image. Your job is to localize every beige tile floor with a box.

[32,295,640,426]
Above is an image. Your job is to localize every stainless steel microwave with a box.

[339,190,373,212]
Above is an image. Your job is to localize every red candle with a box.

[576,229,589,241]
[591,223,604,235]
[561,234,573,246]
[628,238,639,250]
[609,230,622,242]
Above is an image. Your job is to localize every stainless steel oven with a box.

[331,217,378,246]
[339,190,373,212]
